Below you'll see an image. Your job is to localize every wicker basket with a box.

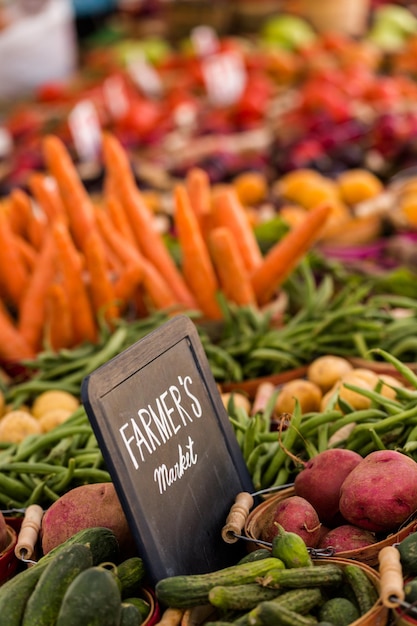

[244,486,417,568]
[181,557,389,626]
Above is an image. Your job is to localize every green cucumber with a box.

[343,564,378,615]
[319,597,360,626]
[208,582,283,610]
[22,543,93,626]
[124,597,151,621]
[119,602,143,626]
[116,557,146,598]
[56,564,122,626]
[405,578,417,604]
[271,524,313,568]
[155,558,283,608]
[261,564,343,589]
[233,588,322,626]
[238,549,272,564]
[0,526,117,626]
[397,535,417,576]
[247,601,317,626]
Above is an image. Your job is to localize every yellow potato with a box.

[31,390,80,420]
[275,378,323,415]
[379,373,404,400]
[38,408,73,433]
[307,355,353,393]
[338,372,374,410]
[0,410,42,443]
[221,392,251,414]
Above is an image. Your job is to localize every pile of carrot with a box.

[0,132,332,364]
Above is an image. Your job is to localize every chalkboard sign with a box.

[81,314,255,584]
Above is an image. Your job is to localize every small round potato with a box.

[307,355,353,392]
[275,378,322,414]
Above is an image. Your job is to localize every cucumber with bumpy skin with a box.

[343,563,378,615]
[56,564,122,626]
[22,543,93,626]
[155,558,282,608]
[261,564,343,589]
[271,524,313,568]
[247,601,317,626]
[0,527,118,626]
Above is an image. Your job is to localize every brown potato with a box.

[307,355,353,392]
[275,379,322,414]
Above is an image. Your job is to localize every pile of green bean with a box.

[228,350,417,493]
[0,407,110,510]
[5,258,417,407]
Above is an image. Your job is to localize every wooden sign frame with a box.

[81,314,255,584]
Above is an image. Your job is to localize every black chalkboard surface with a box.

[81,314,255,584]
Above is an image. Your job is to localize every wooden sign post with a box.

[81,315,255,584]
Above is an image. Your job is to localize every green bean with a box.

[71,468,111,483]
[373,348,417,389]
[298,410,345,438]
[12,426,93,463]
[339,383,403,414]
[50,458,76,492]
[0,472,32,501]
[0,462,66,475]
[242,419,258,462]
[260,401,303,488]
[353,403,417,435]
[368,428,386,451]
[327,408,388,436]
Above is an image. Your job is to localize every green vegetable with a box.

[261,564,343,589]
[119,602,143,626]
[343,563,379,614]
[318,597,360,626]
[21,543,93,626]
[155,558,282,608]
[116,557,146,599]
[238,549,272,564]
[0,527,117,626]
[208,583,283,611]
[56,565,122,626]
[247,601,317,626]
[271,524,313,568]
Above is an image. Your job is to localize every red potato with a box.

[294,449,363,526]
[261,495,322,547]
[339,450,417,533]
[41,482,135,558]
[318,524,377,553]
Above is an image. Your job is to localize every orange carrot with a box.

[208,226,257,307]
[0,209,30,307]
[17,231,57,351]
[113,263,144,307]
[95,206,143,268]
[42,135,96,251]
[185,167,212,236]
[105,192,137,247]
[251,201,333,305]
[45,282,74,351]
[6,189,31,236]
[0,301,36,362]
[211,187,263,274]
[52,221,98,345]
[15,236,38,272]
[174,184,222,320]
[101,132,197,308]
[10,188,46,250]
[28,172,67,225]
[83,229,119,325]
[141,258,180,311]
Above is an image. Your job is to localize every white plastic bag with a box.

[0,0,78,100]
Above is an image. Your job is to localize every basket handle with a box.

[221,492,254,544]
[15,504,44,562]
[378,545,405,608]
